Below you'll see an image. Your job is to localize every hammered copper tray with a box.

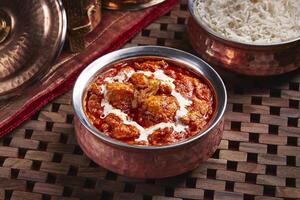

[0,1,300,200]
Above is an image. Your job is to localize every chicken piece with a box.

[194,80,212,101]
[134,60,168,71]
[181,98,213,133]
[110,124,139,140]
[100,113,140,140]
[131,75,160,108]
[174,75,196,98]
[148,128,174,145]
[89,82,101,95]
[181,111,208,133]
[140,78,160,96]
[106,82,135,111]
[129,73,149,89]
[129,73,160,94]
[99,113,122,134]
[139,95,179,124]
[192,97,213,116]
[175,74,213,101]
[102,113,122,127]
[86,94,102,117]
[158,83,172,95]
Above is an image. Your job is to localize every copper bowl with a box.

[187,0,300,76]
[72,46,227,178]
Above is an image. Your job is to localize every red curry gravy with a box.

[84,58,215,146]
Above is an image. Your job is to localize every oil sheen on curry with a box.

[84,58,215,146]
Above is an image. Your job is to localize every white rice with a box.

[194,0,300,44]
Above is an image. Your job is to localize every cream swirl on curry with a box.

[84,58,214,146]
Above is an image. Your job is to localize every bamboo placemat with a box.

[1,1,300,199]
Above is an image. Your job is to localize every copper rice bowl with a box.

[187,0,300,76]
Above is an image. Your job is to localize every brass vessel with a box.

[103,0,166,10]
[63,0,102,52]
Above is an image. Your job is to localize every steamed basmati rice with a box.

[194,0,300,44]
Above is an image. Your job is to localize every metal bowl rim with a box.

[188,0,300,47]
[72,46,227,150]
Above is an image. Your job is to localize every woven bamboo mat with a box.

[1,1,300,199]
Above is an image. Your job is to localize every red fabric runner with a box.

[0,0,178,137]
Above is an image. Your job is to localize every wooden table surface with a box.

[0,1,300,199]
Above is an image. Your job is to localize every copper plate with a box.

[0,0,67,99]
